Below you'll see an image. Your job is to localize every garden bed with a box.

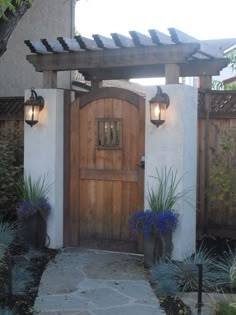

[0,248,57,315]
[152,236,236,315]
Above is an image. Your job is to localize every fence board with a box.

[197,90,236,238]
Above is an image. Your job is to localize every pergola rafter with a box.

[24,28,230,88]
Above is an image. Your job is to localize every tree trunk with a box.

[0,1,33,58]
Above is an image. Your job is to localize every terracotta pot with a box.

[164,231,173,258]
[137,233,144,253]
[19,212,47,248]
[144,232,173,268]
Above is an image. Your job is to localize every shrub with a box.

[151,243,218,295]
[0,122,23,220]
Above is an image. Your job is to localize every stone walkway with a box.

[34,248,165,315]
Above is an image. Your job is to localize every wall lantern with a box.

[24,89,44,127]
[149,86,170,127]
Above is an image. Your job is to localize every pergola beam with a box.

[27,43,200,72]
[78,59,228,80]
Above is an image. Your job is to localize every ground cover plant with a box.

[151,237,236,315]
[0,220,57,314]
[0,173,56,314]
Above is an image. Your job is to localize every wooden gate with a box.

[64,87,145,246]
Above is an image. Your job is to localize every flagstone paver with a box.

[34,248,165,315]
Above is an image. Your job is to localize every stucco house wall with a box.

[0,0,74,97]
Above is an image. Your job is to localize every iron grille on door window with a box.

[96,118,121,149]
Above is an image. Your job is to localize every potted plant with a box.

[129,208,178,267]
[16,174,52,249]
[129,167,188,267]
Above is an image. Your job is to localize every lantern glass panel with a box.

[24,105,40,124]
[151,102,167,122]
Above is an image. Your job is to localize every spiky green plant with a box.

[214,247,236,291]
[0,308,16,315]
[0,221,17,260]
[151,243,218,295]
[16,173,52,202]
[147,167,190,213]
[11,264,32,295]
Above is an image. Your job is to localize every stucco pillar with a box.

[144,85,197,260]
[24,89,64,249]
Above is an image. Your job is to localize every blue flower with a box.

[128,209,178,239]
[17,199,51,220]
[156,210,178,235]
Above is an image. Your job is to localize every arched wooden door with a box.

[65,87,145,246]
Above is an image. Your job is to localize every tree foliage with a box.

[0,0,79,57]
[0,0,32,19]
[0,0,33,57]
[212,53,236,90]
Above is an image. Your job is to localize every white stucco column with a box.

[144,84,197,260]
[24,89,64,249]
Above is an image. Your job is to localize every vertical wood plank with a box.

[121,182,130,240]
[79,179,88,240]
[130,105,138,169]
[63,90,71,246]
[69,98,80,245]
[129,182,139,240]
[87,102,96,168]
[122,101,131,170]
[137,98,145,208]
[113,99,122,170]
[104,98,113,169]
[95,180,104,239]
[87,180,96,238]
[95,99,105,169]
[203,92,211,233]
[79,106,88,168]
[103,181,113,240]
[112,181,122,239]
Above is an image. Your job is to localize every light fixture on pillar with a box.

[149,86,170,127]
[24,89,44,127]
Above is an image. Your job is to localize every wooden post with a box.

[91,80,103,90]
[199,76,212,90]
[203,92,211,234]
[43,71,57,88]
[165,64,180,84]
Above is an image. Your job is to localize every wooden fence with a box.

[197,90,236,238]
[0,97,24,219]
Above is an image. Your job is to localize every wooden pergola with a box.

[25,28,229,89]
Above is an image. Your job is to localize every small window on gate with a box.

[96,119,122,149]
